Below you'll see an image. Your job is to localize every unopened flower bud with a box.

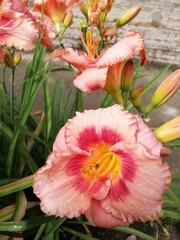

[79,1,88,18]
[116,6,141,27]
[86,0,93,9]
[77,20,86,30]
[160,147,172,157]
[3,51,14,68]
[130,85,144,99]
[14,53,21,67]
[130,85,144,111]
[63,11,73,30]
[145,69,180,114]
[100,12,107,24]
[154,116,180,143]
[121,60,134,96]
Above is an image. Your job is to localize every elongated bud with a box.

[3,51,21,68]
[14,53,21,67]
[3,51,14,68]
[116,6,141,27]
[130,85,144,112]
[154,116,180,143]
[63,11,73,30]
[130,85,144,99]
[121,60,134,96]
[145,69,180,114]
[79,1,88,18]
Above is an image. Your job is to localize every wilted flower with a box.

[89,0,114,26]
[102,25,117,39]
[145,69,180,114]
[33,105,171,227]
[51,31,147,104]
[154,116,180,143]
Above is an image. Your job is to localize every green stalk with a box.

[0,175,33,197]
[10,68,15,120]
[2,66,7,94]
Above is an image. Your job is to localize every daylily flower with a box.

[33,0,78,36]
[0,0,54,51]
[33,105,171,227]
[154,116,180,143]
[89,0,114,26]
[0,0,37,51]
[50,31,147,104]
[145,69,180,114]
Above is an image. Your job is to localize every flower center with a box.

[80,145,121,182]
[80,29,99,60]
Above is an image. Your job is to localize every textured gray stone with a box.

[63,0,180,66]
[28,1,179,65]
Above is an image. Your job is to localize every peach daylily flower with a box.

[33,0,78,34]
[33,105,171,227]
[51,31,147,104]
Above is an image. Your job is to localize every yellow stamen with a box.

[80,145,121,183]
[80,29,99,60]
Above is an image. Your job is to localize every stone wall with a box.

[62,0,180,66]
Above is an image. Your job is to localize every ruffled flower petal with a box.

[65,105,137,154]
[85,199,128,228]
[73,66,108,92]
[50,48,91,72]
[101,147,171,224]
[96,31,146,67]
[33,152,91,218]
[0,15,37,51]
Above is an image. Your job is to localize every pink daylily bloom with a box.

[0,0,54,50]
[33,105,171,227]
[50,31,147,99]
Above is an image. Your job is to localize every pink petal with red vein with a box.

[85,199,128,227]
[101,151,171,224]
[50,48,91,72]
[65,105,137,154]
[73,66,108,92]
[33,152,91,218]
[96,31,146,67]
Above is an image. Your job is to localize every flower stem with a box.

[0,175,34,197]
[112,90,124,105]
[10,67,15,120]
